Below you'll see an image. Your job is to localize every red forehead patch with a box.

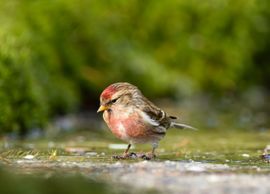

[101,84,117,99]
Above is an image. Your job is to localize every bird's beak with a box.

[97,105,108,113]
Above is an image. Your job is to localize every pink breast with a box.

[104,110,153,141]
[122,114,153,138]
[110,122,125,139]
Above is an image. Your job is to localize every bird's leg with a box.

[140,142,158,160]
[124,144,137,158]
[123,144,131,156]
[151,146,157,158]
[149,142,158,158]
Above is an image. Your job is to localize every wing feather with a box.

[140,97,171,129]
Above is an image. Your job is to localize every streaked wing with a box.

[140,97,171,129]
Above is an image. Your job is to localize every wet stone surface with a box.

[1,130,270,194]
[9,159,270,194]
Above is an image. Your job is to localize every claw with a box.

[138,153,156,160]
[129,152,137,158]
[141,155,151,160]
[112,152,138,160]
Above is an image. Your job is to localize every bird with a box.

[97,82,196,160]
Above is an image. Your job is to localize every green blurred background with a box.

[0,0,269,135]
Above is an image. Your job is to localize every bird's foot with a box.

[261,153,270,163]
[137,153,156,160]
[112,152,137,160]
[112,152,156,160]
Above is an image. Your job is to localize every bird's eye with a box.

[111,98,118,104]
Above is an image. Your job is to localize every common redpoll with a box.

[97,82,196,160]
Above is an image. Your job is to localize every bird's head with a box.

[97,82,141,113]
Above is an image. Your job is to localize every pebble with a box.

[187,165,205,172]
[241,153,250,158]
[65,147,86,154]
[23,155,35,160]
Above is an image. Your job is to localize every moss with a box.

[0,0,270,134]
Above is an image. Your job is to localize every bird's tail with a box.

[171,122,198,131]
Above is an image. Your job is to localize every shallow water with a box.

[0,129,270,193]
[1,129,270,168]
